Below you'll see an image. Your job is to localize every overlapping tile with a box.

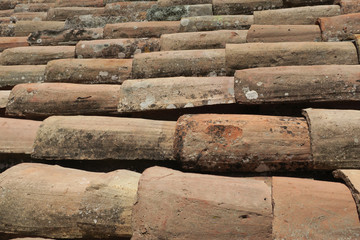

[0,163,140,238]
[45,58,132,83]
[234,65,360,103]
[6,82,121,118]
[118,76,235,112]
[160,30,247,50]
[303,108,360,169]
[174,114,311,172]
[132,49,226,78]
[225,42,358,74]
[0,65,45,88]
[32,116,176,160]
[132,167,272,240]
[180,15,254,31]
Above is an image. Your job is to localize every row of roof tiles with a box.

[1,163,360,239]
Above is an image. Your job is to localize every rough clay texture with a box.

[303,108,360,169]
[104,21,180,38]
[10,12,47,21]
[0,23,15,37]
[0,91,10,108]
[105,2,156,22]
[0,118,41,154]
[132,167,272,240]
[174,114,311,172]
[213,0,283,15]
[254,5,341,25]
[0,163,140,239]
[47,7,105,21]
[118,77,235,112]
[32,116,177,160]
[157,0,212,7]
[64,14,132,29]
[76,38,160,58]
[14,20,65,37]
[132,49,226,78]
[180,15,254,32]
[246,25,321,42]
[0,37,28,51]
[225,42,358,75]
[28,28,103,46]
[356,34,360,63]
[14,3,55,12]
[55,0,104,7]
[333,169,360,218]
[273,177,360,239]
[234,65,360,103]
[0,65,46,89]
[0,46,75,65]
[318,13,360,41]
[335,0,360,14]
[160,30,247,50]
[6,82,121,118]
[45,58,132,84]
[146,4,213,21]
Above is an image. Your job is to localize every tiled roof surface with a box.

[0,0,360,239]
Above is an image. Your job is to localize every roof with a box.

[0,0,360,239]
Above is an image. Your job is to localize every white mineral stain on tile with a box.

[81,44,85,48]
[245,90,258,100]
[284,93,289,96]
[355,138,359,144]
[180,18,190,26]
[99,71,109,77]
[228,87,234,96]
[140,95,155,110]
[184,102,194,108]
[166,104,176,109]
[257,82,263,86]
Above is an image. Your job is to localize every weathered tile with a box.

[334,169,360,218]
[14,20,65,37]
[132,49,226,79]
[45,58,132,84]
[318,13,360,41]
[132,167,272,240]
[273,177,360,239]
[0,65,45,89]
[174,114,311,172]
[225,42,358,75]
[254,5,340,25]
[6,82,121,118]
[0,117,41,154]
[105,1,156,22]
[10,12,47,21]
[335,0,360,14]
[246,25,321,42]
[104,21,180,38]
[0,9,14,17]
[213,0,283,15]
[64,14,130,29]
[0,163,140,238]
[303,108,360,169]
[157,0,212,7]
[118,77,235,112]
[55,0,104,7]
[0,91,10,108]
[146,4,213,21]
[0,23,15,36]
[0,46,75,65]
[180,15,253,32]
[76,38,160,58]
[355,34,360,63]
[47,7,105,21]
[32,116,176,160]
[0,37,28,51]
[14,3,55,12]
[28,28,103,46]
[160,30,247,50]
[234,65,360,103]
